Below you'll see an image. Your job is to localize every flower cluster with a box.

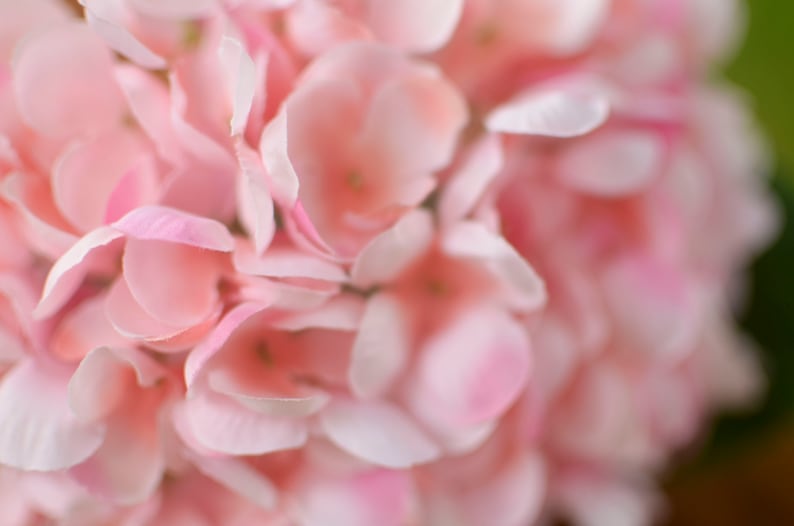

[0,0,777,524]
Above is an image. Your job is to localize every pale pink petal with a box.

[51,296,128,362]
[219,36,257,136]
[461,453,546,526]
[184,302,270,389]
[286,0,372,57]
[208,370,329,418]
[442,221,547,311]
[321,399,440,468]
[115,65,184,165]
[485,89,609,138]
[412,307,531,426]
[1,173,80,260]
[192,455,278,510]
[545,0,610,54]
[82,0,167,69]
[34,226,124,319]
[366,0,464,53]
[258,108,300,206]
[183,391,308,455]
[349,294,410,399]
[127,0,219,19]
[557,130,664,196]
[271,293,364,331]
[12,23,125,138]
[601,255,696,358]
[233,239,347,282]
[296,470,412,526]
[351,209,433,288]
[122,238,221,327]
[53,129,148,232]
[0,0,69,63]
[0,361,104,470]
[113,205,234,251]
[358,69,467,176]
[70,390,165,504]
[235,143,276,255]
[68,346,165,421]
[438,134,504,226]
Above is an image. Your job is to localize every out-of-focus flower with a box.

[0,0,776,524]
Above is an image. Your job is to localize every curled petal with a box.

[486,88,609,138]
[34,226,124,319]
[112,206,234,251]
[183,391,308,455]
[351,209,433,288]
[321,399,440,468]
[442,221,546,312]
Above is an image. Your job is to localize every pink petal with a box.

[208,370,328,418]
[219,36,257,136]
[258,109,300,206]
[82,0,167,69]
[349,294,410,399]
[184,302,270,389]
[271,293,364,332]
[233,239,347,282]
[438,134,504,226]
[320,399,440,468]
[0,0,69,63]
[235,143,276,254]
[412,307,531,426]
[366,0,464,53]
[183,391,308,455]
[0,361,104,470]
[34,227,124,319]
[112,206,234,251]
[12,22,125,138]
[52,129,149,232]
[192,455,278,510]
[442,221,547,312]
[544,0,610,54]
[485,89,609,138]
[286,0,372,57]
[122,238,221,327]
[115,65,184,165]
[557,130,664,196]
[127,0,219,19]
[68,346,165,422]
[50,295,129,362]
[70,389,165,504]
[358,68,467,177]
[351,209,433,288]
[461,453,546,526]
[1,173,80,260]
[601,255,696,358]
[297,470,412,526]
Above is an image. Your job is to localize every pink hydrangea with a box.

[0,0,777,525]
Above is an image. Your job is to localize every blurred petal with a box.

[321,399,440,468]
[349,294,410,399]
[0,361,104,470]
[366,0,463,53]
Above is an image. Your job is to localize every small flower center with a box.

[475,23,499,46]
[182,21,203,50]
[346,170,364,191]
[255,342,275,368]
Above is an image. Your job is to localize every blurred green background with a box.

[664,1,794,524]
